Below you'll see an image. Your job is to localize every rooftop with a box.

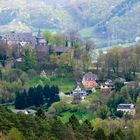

[83,72,98,81]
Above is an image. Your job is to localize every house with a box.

[105,79,114,87]
[2,31,74,64]
[100,79,114,93]
[3,32,37,49]
[117,103,136,116]
[82,72,98,89]
[71,86,87,104]
[124,81,137,88]
[100,85,112,93]
[11,109,37,115]
[49,46,73,56]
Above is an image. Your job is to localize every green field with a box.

[28,74,75,93]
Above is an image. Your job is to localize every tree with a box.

[97,105,109,119]
[28,87,35,107]
[43,30,54,45]
[68,114,80,131]
[34,85,44,107]
[43,84,50,100]
[15,90,28,109]
[36,108,46,119]
[0,39,9,67]
[114,79,124,91]
[94,128,107,140]
[53,34,65,47]
[21,45,37,71]
[8,128,24,140]
[115,110,123,118]
[105,47,120,76]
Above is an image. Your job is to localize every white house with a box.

[71,86,87,104]
[117,103,136,116]
[11,109,37,115]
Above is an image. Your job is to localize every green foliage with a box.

[43,31,65,47]
[97,105,109,119]
[94,128,107,140]
[21,45,37,71]
[8,128,24,140]
[114,79,124,91]
[36,108,46,119]
[1,105,140,140]
[114,111,124,118]
[15,84,60,109]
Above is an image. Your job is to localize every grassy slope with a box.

[28,74,75,93]
[59,90,99,123]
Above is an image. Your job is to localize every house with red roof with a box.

[82,72,98,89]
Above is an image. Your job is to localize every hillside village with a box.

[0,14,139,140]
[0,31,140,118]
[1,0,140,140]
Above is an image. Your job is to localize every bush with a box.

[115,110,124,118]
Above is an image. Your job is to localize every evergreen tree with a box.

[94,128,107,140]
[43,84,50,100]
[34,85,43,107]
[68,114,80,131]
[36,108,46,119]
[15,90,28,109]
[28,87,35,107]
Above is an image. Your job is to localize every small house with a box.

[117,103,136,116]
[11,109,37,115]
[82,72,98,89]
[71,86,87,104]
[124,81,137,89]
[105,79,114,87]
[100,85,112,93]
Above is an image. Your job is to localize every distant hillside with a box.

[0,0,140,48]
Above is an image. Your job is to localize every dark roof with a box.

[49,46,68,53]
[35,45,49,53]
[117,104,134,109]
[54,46,66,53]
[83,72,98,81]
[3,32,37,48]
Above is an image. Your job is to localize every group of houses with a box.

[2,31,70,54]
[1,31,73,68]
[71,72,115,104]
[70,72,136,116]
[2,32,136,116]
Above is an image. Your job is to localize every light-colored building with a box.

[117,103,136,116]
[71,86,87,104]
[11,109,37,115]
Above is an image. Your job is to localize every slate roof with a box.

[83,72,98,81]
[117,104,135,109]
[3,32,37,48]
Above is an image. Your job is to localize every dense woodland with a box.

[1,106,140,140]
[0,30,140,139]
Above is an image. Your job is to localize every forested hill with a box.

[0,0,140,47]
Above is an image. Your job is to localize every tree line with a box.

[97,45,140,81]
[0,106,136,140]
[15,84,60,109]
